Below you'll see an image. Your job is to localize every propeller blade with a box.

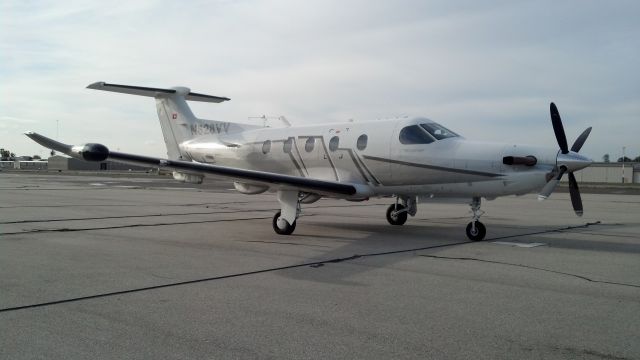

[538,167,567,200]
[571,127,592,153]
[568,172,583,216]
[550,102,569,154]
[538,179,559,201]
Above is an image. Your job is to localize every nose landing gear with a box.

[466,197,486,241]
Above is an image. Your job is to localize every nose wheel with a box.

[466,197,486,241]
[466,221,486,241]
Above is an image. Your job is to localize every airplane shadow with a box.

[275,219,640,285]
[277,221,471,285]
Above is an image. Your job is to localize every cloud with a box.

[1,0,638,159]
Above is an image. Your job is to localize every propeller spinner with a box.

[538,103,592,216]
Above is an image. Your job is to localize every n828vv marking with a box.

[26,82,593,241]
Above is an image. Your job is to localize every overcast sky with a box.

[2,0,638,160]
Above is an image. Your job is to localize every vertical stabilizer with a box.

[87,82,240,160]
[155,87,198,160]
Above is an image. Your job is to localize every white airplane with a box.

[26,82,593,241]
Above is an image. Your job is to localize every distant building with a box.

[566,162,639,184]
[0,161,15,170]
[16,161,48,170]
[0,160,48,170]
[47,155,154,171]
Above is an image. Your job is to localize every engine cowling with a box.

[70,143,110,162]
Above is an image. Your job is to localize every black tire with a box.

[272,211,296,235]
[466,221,486,241]
[386,204,408,226]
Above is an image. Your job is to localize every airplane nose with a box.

[556,151,592,172]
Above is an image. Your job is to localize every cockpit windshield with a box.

[399,122,460,145]
[420,123,459,140]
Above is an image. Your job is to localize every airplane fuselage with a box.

[180,117,558,200]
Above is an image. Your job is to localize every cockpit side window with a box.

[399,125,435,144]
[420,123,459,140]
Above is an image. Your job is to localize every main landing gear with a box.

[386,196,417,226]
[272,190,301,235]
[466,197,486,241]
[273,211,296,235]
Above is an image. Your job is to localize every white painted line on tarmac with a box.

[492,241,546,248]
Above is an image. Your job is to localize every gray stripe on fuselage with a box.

[353,152,382,185]
[362,155,504,178]
[272,139,305,177]
[291,137,309,175]
[337,148,371,184]
[311,136,339,181]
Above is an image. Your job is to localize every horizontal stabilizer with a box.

[87,82,230,103]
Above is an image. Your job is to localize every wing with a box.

[25,132,363,197]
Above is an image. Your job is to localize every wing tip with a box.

[86,81,106,89]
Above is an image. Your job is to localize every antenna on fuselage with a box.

[279,116,291,127]
[248,115,291,128]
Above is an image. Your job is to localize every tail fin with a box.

[87,82,246,160]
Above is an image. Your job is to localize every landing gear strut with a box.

[466,197,486,241]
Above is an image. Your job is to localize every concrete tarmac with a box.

[1,172,639,359]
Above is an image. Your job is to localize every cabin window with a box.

[262,140,271,154]
[329,136,339,151]
[305,137,315,152]
[357,134,368,150]
[420,123,459,140]
[399,125,435,144]
[283,138,293,153]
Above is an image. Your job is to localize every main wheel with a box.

[272,211,296,235]
[466,221,486,241]
[386,204,408,225]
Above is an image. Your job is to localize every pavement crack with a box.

[485,221,603,242]
[0,239,473,313]
[0,209,277,225]
[418,254,640,289]
[2,216,273,236]
[0,221,621,313]
[243,240,332,248]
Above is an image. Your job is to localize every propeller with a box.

[538,103,592,217]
